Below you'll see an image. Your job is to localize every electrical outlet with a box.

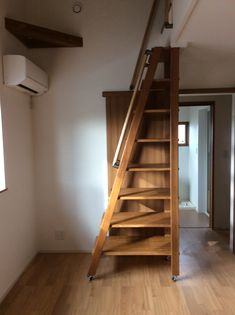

[55,230,65,241]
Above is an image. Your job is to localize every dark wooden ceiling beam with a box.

[5,18,83,48]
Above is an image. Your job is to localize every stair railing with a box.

[113,0,174,168]
[112,50,151,168]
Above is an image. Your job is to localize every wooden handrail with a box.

[130,0,160,90]
[113,51,150,168]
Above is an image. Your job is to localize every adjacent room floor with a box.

[180,209,209,228]
[0,229,233,315]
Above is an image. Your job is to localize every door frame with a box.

[179,101,215,229]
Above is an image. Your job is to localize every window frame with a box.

[178,121,189,147]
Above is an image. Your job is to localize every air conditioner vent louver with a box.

[18,84,39,94]
[3,55,48,96]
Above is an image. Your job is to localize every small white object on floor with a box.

[179,200,197,211]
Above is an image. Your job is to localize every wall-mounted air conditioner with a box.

[3,55,48,96]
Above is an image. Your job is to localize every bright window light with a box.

[0,105,6,191]
[178,122,189,146]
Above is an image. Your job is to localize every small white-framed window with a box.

[178,122,189,146]
[0,104,6,192]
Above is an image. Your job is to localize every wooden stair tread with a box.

[153,79,171,83]
[111,211,170,228]
[144,109,170,114]
[137,138,171,143]
[128,163,170,171]
[151,79,171,90]
[142,79,171,90]
[103,236,171,256]
[88,47,180,278]
[119,188,170,200]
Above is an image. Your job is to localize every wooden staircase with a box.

[88,46,179,281]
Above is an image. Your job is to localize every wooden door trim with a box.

[104,88,235,98]
[180,88,235,95]
[179,101,215,229]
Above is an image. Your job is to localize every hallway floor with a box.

[180,209,209,228]
[0,229,234,315]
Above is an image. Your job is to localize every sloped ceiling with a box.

[178,0,235,88]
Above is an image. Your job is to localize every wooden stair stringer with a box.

[87,48,164,277]
[170,48,180,277]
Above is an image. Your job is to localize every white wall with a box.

[213,97,232,229]
[20,1,232,255]
[0,0,232,302]
[230,95,235,250]
[23,0,154,251]
[151,0,235,89]
[177,0,235,89]
[179,106,210,214]
[179,107,189,201]
[188,107,199,209]
[0,0,36,302]
[198,109,209,214]
[181,95,232,229]
[148,0,199,47]
[179,107,199,208]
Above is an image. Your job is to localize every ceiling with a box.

[177,0,235,88]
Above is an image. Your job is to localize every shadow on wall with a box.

[179,176,190,202]
[35,94,107,251]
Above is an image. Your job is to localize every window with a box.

[0,105,6,192]
[178,122,189,146]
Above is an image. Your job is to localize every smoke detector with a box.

[73,2,82,13]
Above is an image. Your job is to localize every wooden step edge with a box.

[111,223,171,228]
[144,109,170,114]
[119,196,171,200]
[141,78,171,91]
[133,109,170,114]
[119,188,171,200]
[102,236,171,256]
[127,164,171,172]
[111,212,171,228]
[151,79,171,89]
[143,78,171,85]
[136,138,171,143]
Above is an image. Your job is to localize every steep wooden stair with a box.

[87,46,179,281]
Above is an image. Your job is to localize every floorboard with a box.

[0,229,234,315]
[180,210,209,228]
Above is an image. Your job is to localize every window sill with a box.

[0,188,8,194]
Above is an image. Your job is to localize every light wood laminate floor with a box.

[0,229,234,315]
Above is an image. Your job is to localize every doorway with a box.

[178,102,214,228]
